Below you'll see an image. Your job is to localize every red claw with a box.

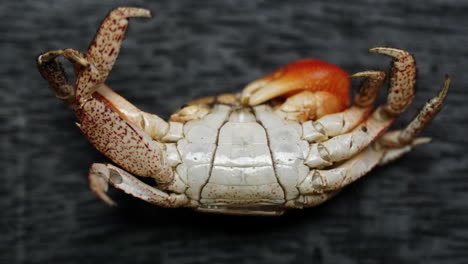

[276,59,350,105]
[242,58,351,114]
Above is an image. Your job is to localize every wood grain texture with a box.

[1,0,467,263]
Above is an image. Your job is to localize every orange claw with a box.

[241,59,351,113]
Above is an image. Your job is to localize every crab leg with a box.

[305,48,417,168]
[299,137,390,207]
[75,6,168,140]
[75,7,151,103]
[38,49,169,140]
[300,191,339,208]
[38,50,172,181]
[37,48,88,109]
[299,138,419,197]
[378,137,431,165]
[300,144,385,195]
[299,76,450,199]
[377,76,450,164]
[76,8,175,184]
[89,163,189,207]
[95,84,169,140]
[298,125,440,203]
[38,8,174,184]
[379,76,450,149]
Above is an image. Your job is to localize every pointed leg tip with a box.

[369,47,395,52]
[350,70,386,79]
[369,47,410,61]
[37,50,63,65]
[350,72,366,78]
[97,192,118,207]
[63,49,89,67]
[89,163,118,206]
[368,47,389,54]
[441,75,451,96]
[426,75,450,109]
[89,179,118,207]
[413,137,432,146]
[140,9,152,18]
[114,7,152,19]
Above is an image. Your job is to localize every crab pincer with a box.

[241,59,351,119]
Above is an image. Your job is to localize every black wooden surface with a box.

[2,0,468,263]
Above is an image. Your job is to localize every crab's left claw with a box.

[241,59,351,118]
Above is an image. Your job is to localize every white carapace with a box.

[169,104,308,215]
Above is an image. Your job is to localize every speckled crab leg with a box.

[380,76,450,148]
[37,8,175,184]
[37,48,88,109]
[94,84,169,140]
[378,76,450,164]
[37,8,169,139]
[305,48,417,169]
[89,163,189,207]
[75,7,151,103]
[79,8,169,140]
[75,8,174,184]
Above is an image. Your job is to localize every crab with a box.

[37,7,449,216]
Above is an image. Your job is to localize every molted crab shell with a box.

[37,7,449,216]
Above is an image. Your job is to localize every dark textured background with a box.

[2,0,468,263]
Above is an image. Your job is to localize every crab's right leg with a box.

[298,77,450,204]
[298,128,438,208]
[298,138,408,207]
[379,76,450,164]
[300,191,340,208]
[379,76,450,149]
[89,163,190,207]
[304,48,417,168]
[299,143,384,196]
